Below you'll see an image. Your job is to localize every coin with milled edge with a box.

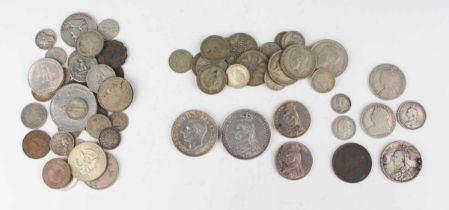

[50,131,75,156]
[369,64,406,100]
[169,49,193,73]
[236,50,268,86]
[21,103,47,129]
[68,142,107,181]
[281,44,316,80]
[68,51,98,82]
[331,93,351,114]
[226,64,250,88]
[280,31,305,48]
[86,64,115,93]
[311,68,335,93]
[268,51,296,85]
[85,152,119,189]
[97,77,133,112]
[61,13,97,47]
[332,116,356,140]
[86,114,112,138]
[264,72,284,91]
[397,101,426,130]
[42,158,72,189]
[194,56,228,76]
[200,35,231,61]
[28,58,64,95]
[22,130,50,159]
[380,140,422,182]
[226,33,258,64]
[260,42,281,58]
[360,103,396,138]
[76,31,104,57]
[332,143,372,183]
[222,109,271,159]
[311,39,348,77]
[99,127,121,150]
[275,141,313,180]
[110,112,129,131]
[274,101,311,138]
[35,29,57,50]
[45,47,67,65]
[96,40,128,68]
[98,19,120,40]
[196,65,227,94]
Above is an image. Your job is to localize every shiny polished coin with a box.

[28,58,64,95]
[331,93,351,114]
[196,65,227,95]
[21,103,47,129]
[280,31,305,48]
[97,77,133,112]
[68,142,107,181]
[332,143,372,183]
[311,68,335,93]
[169,49,193,73]
[260,42,281,58]
[61,12,97,47]
[226,33,258,64]
[22,130,50,159]
[311,39,348,77]
[222,109,271,159]
[274,101,311,138]
[171,110,218,156]
[268,51,296,85]
[76,30,104,57]
[236,50,268,86]
[99,127,121,150]
[226,64,250,88]
[369,64,406,100]
[275,142,313,180]
[68,51,98,82]
[86,64,115,93]
[85,152,119,189]
[45,47,67,65]
[200,35,231,61]
[96,40,128,68]
[280,44,316,80]
[32,90,55,102]
[86,114,112,138]
[360,103,396,138]
[98,19,120,40]
[42,158,72,189]
[397,101,426,130]
[194,56,228,76]
[35,29,57,50]
[50,131,75,156]
[264,72,284,91]
[332,116,356,140]
[380,140,422,182]
[110,112,129,131]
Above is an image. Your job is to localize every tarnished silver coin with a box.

[196,65,227,94]
[280,44,316,80]
[381,140,422,182]
[21,103,47,129]
[110,112,129,131]
[171,110,218,156]
[99,127,121,150]
[274,101,311,138]
[85,152,119,189]
[97,19,120,40]
[58,127,82,139]
[86,114,112,138]
[311,68,335,93]
[97,77,133,112]
[226,33,258,64]
[50,84,97,132]
[311,39,348,77]
[222,109,271,159]
[236,50,268,86]
[275,141,313,180]
[397,101,426,130]
[331,93,351,114]
[32,90,55,102]
[68,142,107,182]
[28,58,64,95]
[274,31,287,46]
[200,35,231,61]
[264,72,284,91]
[68,51,98,82]
[76,30,104,57]
[169,49,193,73]
[86,64,115,93]
[268,51,296,85]
[61,12,97,47]
[50,131,75,156]
[332,116,356,140]
[280,31,305,48]
[226,64,250,88]
[45,47,67,65]
[194,56,228,76]
[35,29,57,50]
[369,64,406,100]
[260,42,281,58]
[360,103,396,138]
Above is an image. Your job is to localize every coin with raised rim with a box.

[196,65,227,94]
[226,33,258,64]
[331,93,351,114]
[50,131,75,156]
[28,58,64,95]
[332,143,372,183]
[236,50,268,86]
[200,35,231,61]
[68,51,98,82]
[86,114,112,138]
[68,142,107,181]
[85,152,119,189]
[97,77,133,112]
[275,141,313,180]
[61,13,97,47]
[332,116,356,140]
[35,29,57,50]
[360,103,396,138]
[169,49,193,73]
[22,130,50,159]
[86,64,116,93]
[76,30,104,57]
[311,39,348,77]
[369,64,406,100]
[42,158,72,189]
[21,103,47,129]
[226,64,250,88]
[380,140,422,182]
[45,47,67,65]
[397,101,426,130]
[281,44,315,80]
[274,101,311,138]
[311,68,335,93]
[98,19,120,40]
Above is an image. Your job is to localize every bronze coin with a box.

[96,40,128,68]
[42,158,72,189]
[98,127,121,150]
[332,143,372,183]
[275,142,313,180]
[22,130,50,159]
[274,101,311,138]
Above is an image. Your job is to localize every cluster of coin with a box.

[168,31,348,94]
[21,12,133,190]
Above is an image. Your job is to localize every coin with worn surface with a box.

[68,51,98,82]
[194,56,228,76]
[274,31,287,46]
[22,130,50,159]
[236,50,268,86]
[21,103,47,129]
[360,103,396,138]
[28,58,64,95]
[397,101,426,130]
[226,33,258,64]
[68,142,107,181]
[311,68,335,93]
[62,67,71,85]
[86,64,115,93]
[58,127,82,139]
[332,143,372,183]
[85,152,119,189]
[50,84,97,132]
[332,116,356,140]
[268,51,296,85]
[97,77,133,112]
[32,90,55,102]
[171,110,218,156]
[50,131,75,156]
[200,35,231,61]
[45,47,67,65]
[381,140,422,182]
[311,39,348,77]
[226,64,250,88]
[260,42,281,58]
[169,49,193,73]
[61,13,97,47]
[369,64,406,100]
[222,109,271,159]
[96,40,128,68]
[42,158,72,189]
[110,112,128,131]
[275,142,313,180]
[98,19,120,40]
[274,101,311,138]
[331,93,351,113]
[76,31,104,57]
[99,127,121,150]
[196,65,227,94]
[35,29,57,50]
[264,72,284,91]
[86,114,112,138]
[113,66,125,78]
[281,44,316,80]
[280,31,305,48]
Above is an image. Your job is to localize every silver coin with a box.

[45,47,67,65]
[76,30,104,57]
[222,109,271,159]
[169,49,193,73]
[85,152,119,189]
[397,101,426,130]
[28,58,64,95]
[280,31,305,48]
[110,112,129,131]
[194,56,228,75]
[332,116,356,140]
[226,64,250,88]
[311,68,335,93]
[311,39,348,77]
[61,13,97,47]
[268,50,296,85]
[330,93,351,114]
[86,114,112,139]
[35,29,57,50]
[274,31,287,46]
[360,103,396,138]
[21,103,47,129]
[68,51,98,82]
[260,42,281,58]
[226,33,258,64]
[97,19,120,40]
[50,84,97,132]
[369,64,406,100]
[50,131,75,156]
[380,140,422,182]
[86,64,116,93]
[264,72,284,91]
[280,44,316,80]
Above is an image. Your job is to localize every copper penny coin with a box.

[98,127,121,150]
[274,101,311,138]
[275,141,313,180]
[42,158,72,189]
[380,140,422,182]
[332,143,372,183]
[22,130,50,159]
[50,131,75,156]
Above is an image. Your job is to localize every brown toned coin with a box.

[196,64,227,95]
[275,141,313,180]
[110,112,129,131]
[274,101,311,138]
[200,35,231,61]
[380,140,422,182]
[236,50,268,86]
[85,152,119,189]
[96,40,128,68]
[397,101,426,130]
[22,130,50,159]
[99,127,121,150]
[42,158,72,189]
[86,114,112,138]
[98,77,133,112]
[332,143,372,183]
[50,131,75,156]
[113,66,125,78]
[32,90,55,102]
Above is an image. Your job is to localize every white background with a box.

[1,0,447,209]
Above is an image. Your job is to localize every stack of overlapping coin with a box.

[169,31,348,94]
[22,12,133,190]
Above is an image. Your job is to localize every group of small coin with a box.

[22,12,133,190]
[169,31,348,94]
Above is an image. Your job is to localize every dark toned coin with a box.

[275,142,313,180]
[332,143,372,183]
[42,158,72,189]
[96,40,128,68]
[113,66,125,78]
[98,127,121,150]
[226,33,258,64]
[22,130,50,159]
[380,140,422,182]
[274,101,311,138]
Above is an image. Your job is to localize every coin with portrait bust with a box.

[42,158,72,189]
[200,35,231,61]
[22,130,50,159]
[196,64,227,94]
[274,101,311,138]
[332,116,356,140]
[360,103,396,138]
[311,39,348,77]
[280,31,305,48]
[226,33,258,64]
[369,64,406,100]
[275,141,313,180]
[236,50,268,86]
[226,64,250,88]
[331,93,351,114]
[380,140,422,182]
[35,29,57,50]
[311,68,335,93]
[332,143,372,183]
[68,142,107,181]
[280,44,316,80]
[96,40,128,68]
[397,101,426,130]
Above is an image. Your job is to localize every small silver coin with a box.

[86,114,112,139]
[332,116,356,140]
[397,101,426,130]
[260,42,281,58]
[200,35,231,61]
[380,140,422,182]
[97,19,120,40]
[68,51,98,82]
[110,112,129,131]
[280,31,305,48]
[99,127,121,150]
[369,64,406,100]
[226,64,250,88]
[45,47,68,65]
[85,152,119,189]
[311,68,335,93]
[169,49,193,73]
[35,29,57,50]
[331,93,351,114]
[76,30,104,57]
[311,39,348,77]
[21,103,47,129]
[28,58,64,95]
[50,131,75,156]
[86,64,116,93]
[61,13,97,47]
[360,103,396,138]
